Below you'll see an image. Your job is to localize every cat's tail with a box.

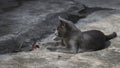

[106,32,117,41]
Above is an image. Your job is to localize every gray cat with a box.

[47,16,117,54]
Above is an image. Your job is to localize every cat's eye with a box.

[61,26,64,29]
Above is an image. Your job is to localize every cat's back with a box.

[81,30,106,42]
[83,30,105,38]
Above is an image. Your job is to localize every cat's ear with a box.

[58,16,70,26]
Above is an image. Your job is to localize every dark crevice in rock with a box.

[78,5,114,17]
[60,5,114,23]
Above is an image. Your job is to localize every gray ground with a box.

[0,0,120,68]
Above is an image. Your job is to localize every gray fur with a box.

[47,16,117,54]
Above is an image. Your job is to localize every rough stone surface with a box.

[0,0,120,68]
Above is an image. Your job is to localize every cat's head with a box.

[55,16,79,38]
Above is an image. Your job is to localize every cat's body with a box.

[47,16,117,54]
[78,30,116,51]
